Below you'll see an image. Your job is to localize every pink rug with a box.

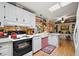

[41,45,56,54]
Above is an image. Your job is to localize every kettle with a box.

[11,32,17,39]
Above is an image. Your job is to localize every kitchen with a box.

[0,2,78,56]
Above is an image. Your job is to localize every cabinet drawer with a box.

[0,42,12,50]
[0,48,12,56]
[33,37,41,53]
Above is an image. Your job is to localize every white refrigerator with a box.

[73,3,79,56]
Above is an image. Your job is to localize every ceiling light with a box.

[60,2,72,7]
[49,3,60,12]
[61,18,64,23]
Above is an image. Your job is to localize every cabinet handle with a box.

[4,5,6,8]
[23,19,25,22]
[4,16,6,18]
[16,18,18,21]
[0,46,2,48]
[0,53,2,55]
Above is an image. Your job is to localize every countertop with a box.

[0,32,48,43]
[0,32,72,43]
[49,33,72,36]
[0,38,12,43]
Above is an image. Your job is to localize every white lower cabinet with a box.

[0,48,12,56]
[33,36,41,53]
[0,42,13,56]
[48,34,58,47]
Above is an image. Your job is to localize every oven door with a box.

[13,38,32,56]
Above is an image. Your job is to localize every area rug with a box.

[41,45,56,54]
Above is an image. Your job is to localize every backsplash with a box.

[0,26,35,35]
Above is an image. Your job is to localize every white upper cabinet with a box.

[23,10,29,25]
[30,13,35,28]
[0,2,35,27]
[4,3,17,22]
[25,11,31,27]
[21,9,35,28]
[0,3,5,20]
[26,11,35,28]
[16,7,24,24]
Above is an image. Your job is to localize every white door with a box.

[4,3,16,22]
[33,36,41,53]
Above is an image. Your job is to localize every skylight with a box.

[60,2,72,7]
[49,3,60,12]
[49,2,72,12]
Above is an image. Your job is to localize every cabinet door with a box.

[33,36,41,53]
[0,48,12,56]
[4,3,16,22]
[16,7,23,24]
[21,9,27,25]
[0,2,5,20]
[0,42,13,56]
[29,13,35,28]
[26,11,31,27]
[25,11,35,28]
[23,11,29,26]
[28,13,32,28]
[48,35,58,47]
